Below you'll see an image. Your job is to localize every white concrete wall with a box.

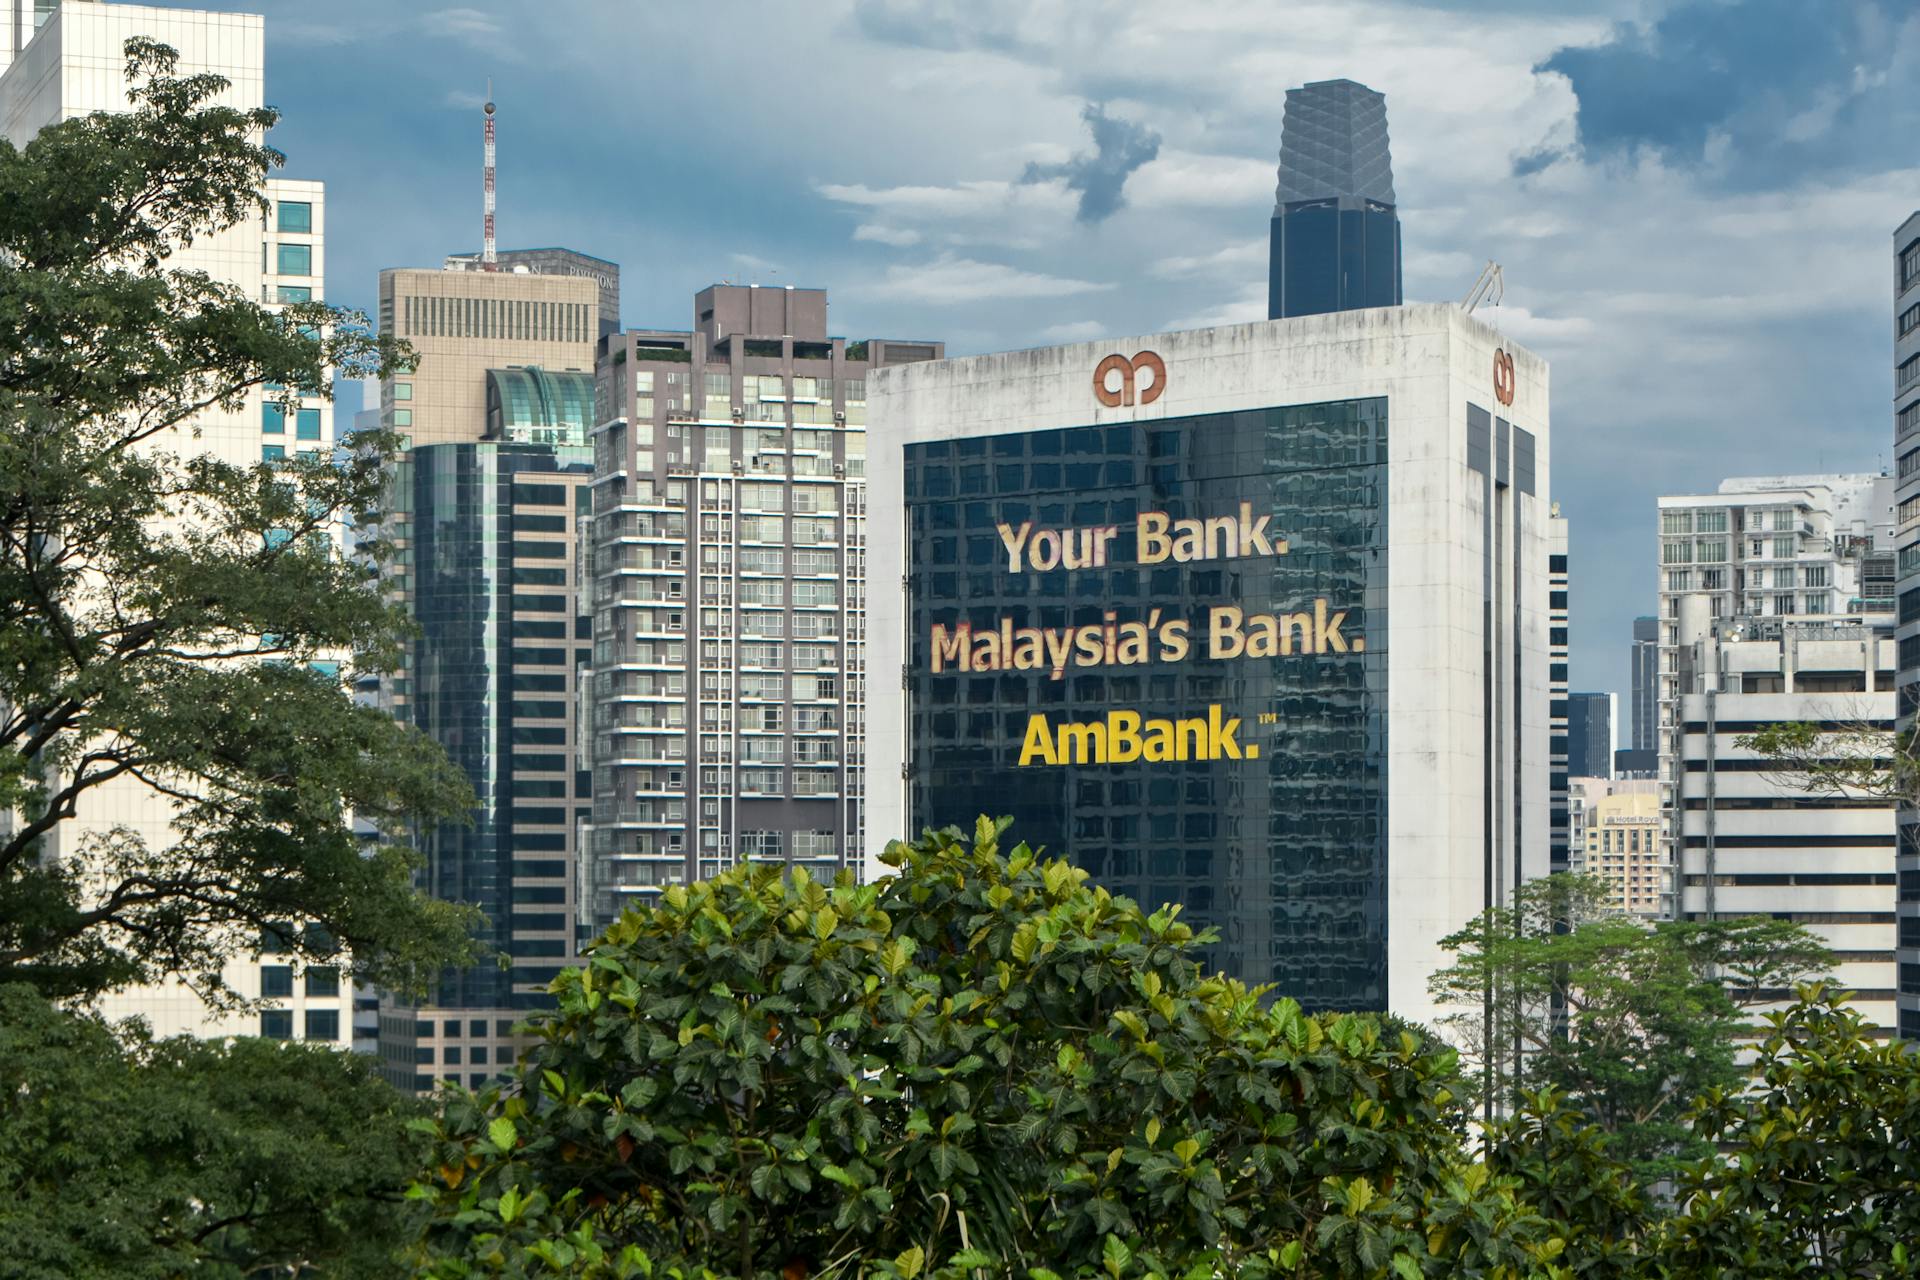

[866,303,1550,1030]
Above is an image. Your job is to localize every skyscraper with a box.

[868,304,1552,1029]
[586,285,941,927]
[1267,78,1403,320]
[1892,210,1920,1042]
[370,256,607,1091]
[1629,615,1658,752]
[1565,692,1614,779]
[1549,511,1571,876]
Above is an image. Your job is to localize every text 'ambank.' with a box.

[1094,350,1166,407]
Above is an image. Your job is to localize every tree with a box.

[0,982,428,1278]
[410,818,1571,1280]
[0,38,474,1003]
[1736,716,1914,804]
[1657,986,1920,1277]
[1429,875,1831,1184]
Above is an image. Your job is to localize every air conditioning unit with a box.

[731,406,745,420]
[834,411,846,423]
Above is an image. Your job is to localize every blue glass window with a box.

[262,403,285,434]
[305,966,339,998]
[276,243,312,276]
[262,445,285,462]
[277,285,312,304]
[296,408,321,441]
[260,1009,292,1039]
[259,964,293,998]
[304,1009,339,1041]
[277,201,312,233]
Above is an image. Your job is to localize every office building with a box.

[1630,616,1659,753]
[586,285,941,929]
[376,264,599,448]
[868,304,1551,1029]
[368,254,609,1089]
[372,428,592,1093]
[1670,598,1897,1035]
[444,248,621,336]
[2,1,354,1044]
[1549,511,1571,875]
[1569,779,1660,916]
[1893,210,1920,1042]
[1267,78,1403,321]
[1566,692,1614,779]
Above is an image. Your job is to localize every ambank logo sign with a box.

[1018,705,1255,766]
[1094,350,1166,407]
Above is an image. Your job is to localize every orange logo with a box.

[1493,348,1515,407]
[1094,351,1166,407]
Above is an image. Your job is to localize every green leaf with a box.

[488,1117,518,1152]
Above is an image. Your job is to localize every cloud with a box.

[1020,103,1162,224]
[853,224,923,247]
[845,254,1114,305]
[1127,150,1274,212]
[816,179,1072,222]
[1534,0,1920,186]
[443,89,488,110]
[1037,320,1110,343]
[420,7,522,60]
[1150,239,1266,281]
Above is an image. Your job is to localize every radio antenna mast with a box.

[482,80,497,271]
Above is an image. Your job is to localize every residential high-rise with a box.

[1892,210,1920,1042]
[1267,79,1403,320]
[868,304,1551,1029]
[376,264,599,448]
[370,254,608,1091]
[1670,599,1897,1035]
[1566,692,1614,779]
[586,285,941,928]
[1656,473,1895,915]
[1549,510,1571,876]
[1,1,354,1046]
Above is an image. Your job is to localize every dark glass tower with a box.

[1268,79,1403,320]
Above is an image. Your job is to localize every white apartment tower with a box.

[0,1,351,1044]
[1656,474,1895,915]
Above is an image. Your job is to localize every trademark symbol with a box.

[1258,712,1279,725]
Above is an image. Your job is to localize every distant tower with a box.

[1268,79,1403,319]
[481,86,497,271]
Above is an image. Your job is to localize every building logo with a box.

[1493,348,1516,407]
[1094,350,1166,407]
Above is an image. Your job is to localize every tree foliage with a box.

[411,819,1573,1280]
[0,38,474,1003]
[1735,717,1913,805]
[0,983,427,1278]
[1428,874,1831,1183]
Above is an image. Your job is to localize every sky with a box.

[170,0,1920,715]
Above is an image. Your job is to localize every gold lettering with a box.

[1058,721,1106,764]
[1018,714,1057,766]
[1208,605,1245,659]
[1108,711,1142,763]
[931,623,969,673]
[1137,512,1171,563]
[997,521,1033,572]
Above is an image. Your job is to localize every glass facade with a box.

[1269,200,1402,319]
[903,398,1390,1010]
[397,441,591,1013]
[486,367,594,446]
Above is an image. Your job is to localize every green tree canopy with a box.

[411,819,1569,1280]
[0,38,473,1003]
[1428,874,1832,1184]
[0,982,427,1278]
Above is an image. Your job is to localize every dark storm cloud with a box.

[1533,0,1918,185]
[1021,103,1162,224]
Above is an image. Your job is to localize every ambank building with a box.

[867,304,1551,1026]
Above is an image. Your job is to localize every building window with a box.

[276,243,313,276]
[392,382,412,401]
[304,1009,339,1041]
[1660,540,1692,565]
[259,964,293,998]
[305,966,339,998]
[277,285,312,304]
[1902,238,1920,294]
[262,403,285,434]
[1901,354,1920,392]
[1660,511,1692,535]
[278,201,313,233]
[1901,303,1920,338]
[260,1009,293,1039]
[263,445,285,463]
[392,408,412,427]
[296,408,322,440]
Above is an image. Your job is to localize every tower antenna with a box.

[482,80,497,271]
